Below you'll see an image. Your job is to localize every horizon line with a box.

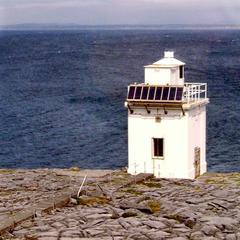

[1,23,240,31]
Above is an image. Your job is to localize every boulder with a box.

[200,216,238,230]
[201,225,219,236]
[142,220,166,229]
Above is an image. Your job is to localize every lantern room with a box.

[144,51,185,85]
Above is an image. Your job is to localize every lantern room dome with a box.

[145,51,185,68]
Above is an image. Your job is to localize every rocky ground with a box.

[0,168,240,240]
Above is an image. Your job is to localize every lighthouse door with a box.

[194,147,201,178]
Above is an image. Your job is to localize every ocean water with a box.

[0,30,239,172]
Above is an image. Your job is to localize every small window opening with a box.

[153,138,164,157]
[179,66,184,79]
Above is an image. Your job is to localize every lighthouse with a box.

[125,51,209,179]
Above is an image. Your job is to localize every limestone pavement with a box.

[0,168,240,239]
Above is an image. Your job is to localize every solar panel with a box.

[155,87,162,100]
[162,87,169,100]
[148,87,155,100]
[127,85,184,102]
[169,87,176,100]
[128,86,135,99]
[142,86,149,100]
[135,86,142,99]
[176,88,183,101]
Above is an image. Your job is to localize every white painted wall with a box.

[171,67,184,85]
[186,106,207,178]
[127,105,207,179]
[200,106,207,174]
[144,66,184,86]
[144,68,171,85]
[128,108,191,179]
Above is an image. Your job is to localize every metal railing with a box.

[183,83,207,104]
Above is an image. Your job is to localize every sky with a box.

[0,0,240,26]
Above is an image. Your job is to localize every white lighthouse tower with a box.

[125,51,209,179]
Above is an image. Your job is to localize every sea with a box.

[0,29,240,172]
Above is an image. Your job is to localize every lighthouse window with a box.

[179,66,184,79]
[153,138,164,157]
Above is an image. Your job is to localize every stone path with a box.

[0,169,240,239]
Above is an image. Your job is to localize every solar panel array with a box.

[127,85,184,102]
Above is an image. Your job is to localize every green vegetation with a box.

[143,181,162,188]
[147,200,161,213]
[24,236,38,240]
[69,167,80,172]
[77,196,110,206]
[0,169,15,174]
[110,172,131,184]
[204,177,228,185]
[124,187,143,196]
[203,172,240,186]
[228,173,240,186]
[122,211,138,218]
[0,190,13,197]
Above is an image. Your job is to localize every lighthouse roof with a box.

[145,51,185,68]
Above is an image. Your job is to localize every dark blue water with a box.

[0,30,240,171]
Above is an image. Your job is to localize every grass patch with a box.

[143,182,162,188]
[194,186,204,192]
[0,190,13,197]
[148,200,161,213]
[204,177,228,185]
[203,173,240,186]
[0,169,15,174]
[122,211,138,218]
[110,173,131,185]
[235,181,240,187]
[77,196,110,206]
[69,167,80,172]
[25,236,38,240]
[124,188,142,196]
[227,173,240,186]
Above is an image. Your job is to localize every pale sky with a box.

[0,0,240,26]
